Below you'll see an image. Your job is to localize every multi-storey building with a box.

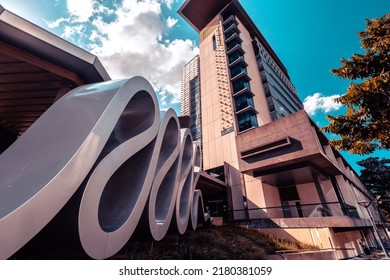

[181,55,202,141]
[179,0,389,258]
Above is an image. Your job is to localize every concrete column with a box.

[311,170,331,215]
[330,176,348,216]
[224,162,246,220]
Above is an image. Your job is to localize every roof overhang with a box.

[0,5,110,136]
[178,0,232,32]
[197,170,228,197]
[0,5,110,83]
[178,0,289,78]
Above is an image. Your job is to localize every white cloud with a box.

[89,30,101,42]
[43,17,69,28]
[88,1,198,104]
[161,0,177,9]
[47,0,198,109]
[63,25,84,39]
[166,16,178,28]
[303,93,343,115]
[66,0,94,22]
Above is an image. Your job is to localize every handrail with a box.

[225,201,360,219]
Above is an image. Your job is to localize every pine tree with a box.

[322,14,390,154]
[358,157,390,195]
[357,157,390,221]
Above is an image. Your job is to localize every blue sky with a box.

[1,0,389,173]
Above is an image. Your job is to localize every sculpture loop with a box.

[0,77,207,259]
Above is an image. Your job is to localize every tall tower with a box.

[179,0,304,218]
[181,55,202,141]
[179,0,380,258]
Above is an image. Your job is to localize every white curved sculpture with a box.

[191,190,210,230]
[190,143,209,230]
[175,129,194,234]
[148,109,181,242]
[0,77,208,259]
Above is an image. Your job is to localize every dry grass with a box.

[112,226,319,260]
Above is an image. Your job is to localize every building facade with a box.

[181,55,202,141]
[179,0,388,258]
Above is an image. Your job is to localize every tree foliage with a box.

[357,157,390,221]
[322,14,390,154]
[358,157,390,195]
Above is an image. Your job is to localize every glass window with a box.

[232,79,250,93]
[223,21,235,31]
[237,112,258,132]
[230,64,247,78]
[226,38,241,51]
[225,30,236,40]
[235,94,254,111]
[228,50,244,64]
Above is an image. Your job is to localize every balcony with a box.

[225,28,241,41]
[237,111,258,132]
[226,43,244,55]
[223,14,238,27]
[235,105,256,115]
[235,94,254,110]
[229,56,247,68]
[226,37,243,52]
[225,32,242,45]
[230,70,250,82]
[232,87,254,98]
[232,78,251,94]
[232,84,253,96]
[228,49,246,64]
[223,22,239,35]
[229,202,368,228]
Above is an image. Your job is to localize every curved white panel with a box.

[0,76,206,259]
[192,141,202,192]
[191,190,210,230]
[190,142,209,230]
[175,129,194,234]
[148,109,181,241]
[0,79,132,259]
[78,79,160,260]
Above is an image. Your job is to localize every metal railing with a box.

[227,202,360,221]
